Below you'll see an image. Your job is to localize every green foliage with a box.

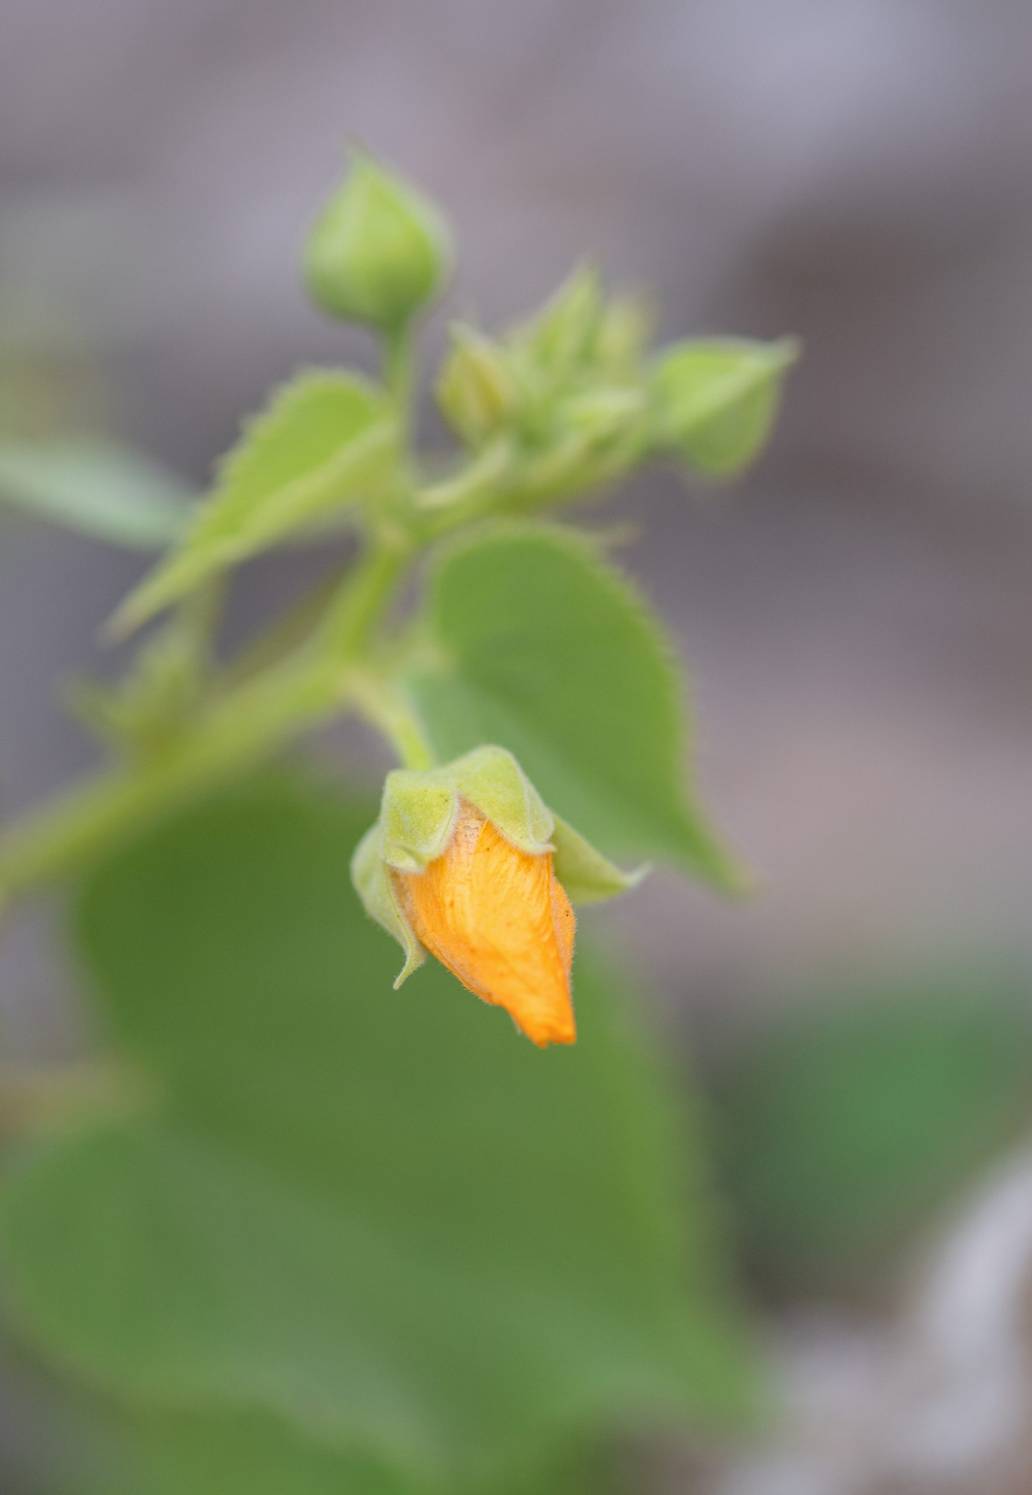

[77,1406,612,1495]
[66,626,203,761]
[0,778,750,1489]
[409,525,744,886]
[0,150,797,1495]
[0,437,191,549]
[0,156,793,904]
[652,337,797,477]
[88,1410,421,1495]
[717,971,1032,1285]
[112,372,398,634]
[488,269,650,490]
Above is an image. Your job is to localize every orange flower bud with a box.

[391,800,576,1048]
[352,745,642,1049]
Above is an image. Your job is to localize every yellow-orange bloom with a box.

[392,800,576,1047]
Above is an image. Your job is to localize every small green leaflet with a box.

[72,1404,612,1495]
[111,371,399,635]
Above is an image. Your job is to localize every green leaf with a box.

[0,438,192,549]
[717,970,1032,1287]
[0,777,750,1489]
[125,1417,407,1495]
[61,1407,409,1495]
[75,1405,612,1495]
[408,525,743,887]
[111,372,398,634]
[651,336,797,477]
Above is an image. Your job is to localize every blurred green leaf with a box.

[718,974,1032,1285]
[0,776,749,1488]
[104,1412,411,1495]
[0,438,191,550]
[651,337,797,477]
[112,372,398,634]
[73,1405,613,1495]
[409,525,743,887]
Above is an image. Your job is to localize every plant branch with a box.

[346,672,435,772]
[384,323,414,435]
[0,536,414,905]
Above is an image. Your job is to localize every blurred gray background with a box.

[2,2,1032,1489]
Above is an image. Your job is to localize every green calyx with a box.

[350,745,645,985]
[304,151,452,330]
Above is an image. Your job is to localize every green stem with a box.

[320,529,413,656]
[0,538,413,903]
[0,657,336,900]
[416,438,512,524]
[384,322,414,433]
[347,673,435,771]
[179,573,226,667]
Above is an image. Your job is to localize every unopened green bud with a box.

[304,153,451,330]
[596,293,655,374]
[532,265,601,370]
[510,265,602,381]
[651,335,799,478]
[435,326,517,445]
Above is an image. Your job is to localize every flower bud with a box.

[525,265,602,374]
[351,746,643,1047]
[651,335,799,477]
[595,293,655,375]
[435,326,517,445]
[304,153,451,330]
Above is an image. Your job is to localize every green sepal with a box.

[378,746,552,870]
[447,745,554,854]
[552,815,648,904]
[379,773,458,873]
[349,822,425,987]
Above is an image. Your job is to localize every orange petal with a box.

[392,801,576,1046]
